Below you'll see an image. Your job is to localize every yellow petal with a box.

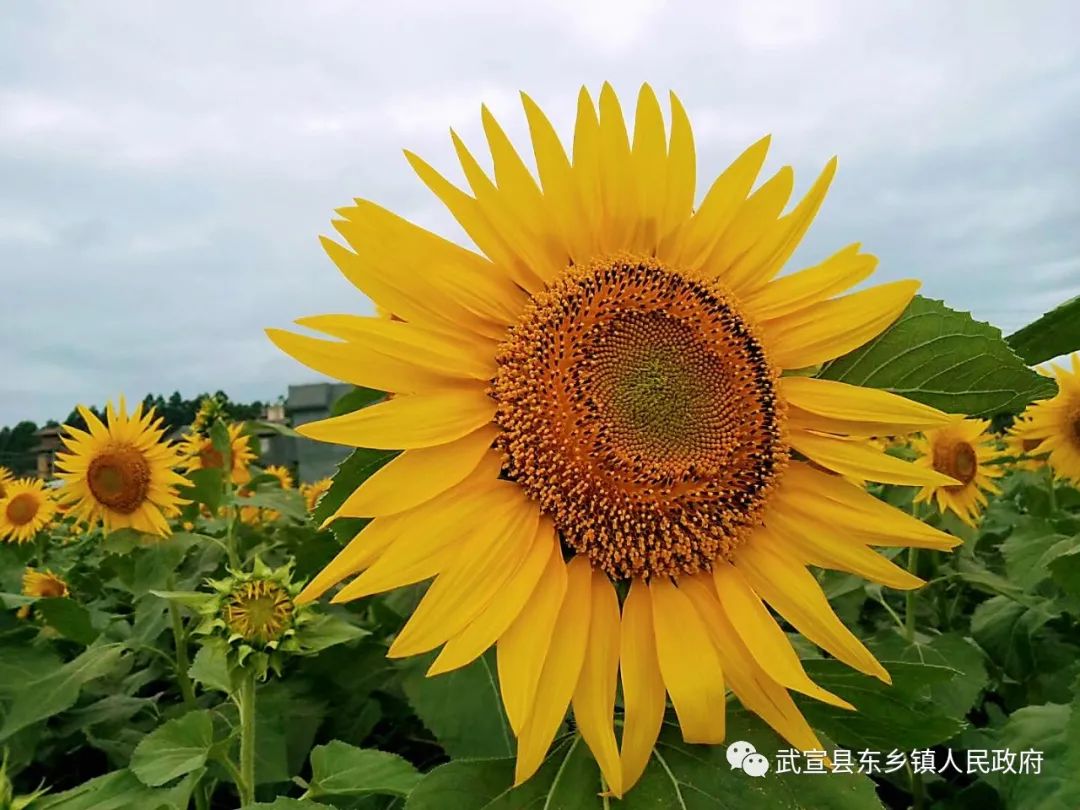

[712,561,853,709]
[672,135,770,269]
[659,91,695,241]
[572,571,623,797]
[649,578,726,744]
[618,578,665,793]
[296,388,495,450]
[789,430,957,487]
[734,537,890,682]
[597,82,636,252]
[571,87,602,256]
[388,489,540,657]
[782,376,951,436]
[726,158,837,294]
[630,83,667,251]
[762,280,919,369]
[332,425,498,518]
[740,244,876,321]
[498,552,569,735]
[428,519,557,676]
[331,460,509,602]
[680,575,826,753]
[404,149,543,292]
[296,518,400,604]
[704,166,793,281]
[520,92,590,263]
[514,556,593,785]
[777,463,959,550]
[769,508,925,590]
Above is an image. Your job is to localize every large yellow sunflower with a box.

[1018,353,1080,484]
[55,399,190,536]
[269,84,961,795]
[0,478,56,544]
[179,422,256,486]
[913,417,1003,526]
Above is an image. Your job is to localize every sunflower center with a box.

[87,447,151,514]
[492,255,787,580]
[934,440,977,488]
[6,493,40,526]
[224,580,295,644]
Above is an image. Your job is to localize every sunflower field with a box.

[3,86,1080,810]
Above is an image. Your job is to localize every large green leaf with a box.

[402,650,514,759]
[818,296,1057,415]
[130,710,214,786]
[986,697,1080,810]
[304,740,421,799]
[405,711,884,809]
[798,659,966,750]
[35,597,100,645]
[870,631,989,719]
[34,768,204,810]
[1006,294,1080,365]
[0,643,125,741]
[970,596,1058,681]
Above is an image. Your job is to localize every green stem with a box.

[906,761,925,810]
[237,670,257,806]
[904,546,919,643]
[223,474,240,570]
[168,599,196,710]
[1045,465,1057,513]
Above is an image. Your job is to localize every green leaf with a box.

[1000,518,1079,591]
[235,489,307,521]
[0,643,125,741]
[0,643,63,698]
[1006,294,1080,365]
[242,800,335,810]
[970,595,1058,680]
[406,712,884,810]
[312,447,398,543]
[188,639,233,694]
[247,419,304,438]
[330,387,387,417]
[870,632,989,718]
[299,612,369,653]
[402,650,514,759]
[1049,546,1080,600]
[34,597,100,644]
[130,710,214,786]
[306,740,421,798]
[798,659,966,750]
[34,768,204,810]
[818,295,1057,415]
[987,697,1080,810]
[181,468,225,512]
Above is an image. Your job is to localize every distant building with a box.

[286,383,354,482]
[34,425,63,479]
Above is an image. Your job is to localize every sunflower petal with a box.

[790,430,957,487]
[763,280,919,369]
[631,83,667,252]
[782,377,950,434]
[332,425,498,518]
[649,578,726,743]
[660,91,695,241]
[712,561,853,708]
[296,388,495,450]
[618,578,666,792]
[741,244,876,321]
[514,556,592,785]
[704,166,793,281]
[735,537,890,682]
[572,571,623,797]
[428,519,557,676]
[498,552,569,735]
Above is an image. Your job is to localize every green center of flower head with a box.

[224,579,295,645]
[87,446,151,514]
[5,493,39,526]
[492,255,787,580]
[935,440,977,488]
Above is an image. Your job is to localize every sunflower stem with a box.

[904,546,919,643]
[1045,466,1057,513]
[906,760,925,810]
[167,589,197,710]
[237,669,257,806]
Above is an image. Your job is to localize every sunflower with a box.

[0,466,14,500]
[268,84,961,795]
[179,422,255,486]
[54,399,190,537]
[0,478,56,544]
[1003,411,1048,472]
[1018,353,1080,484]
[300,478,332,513]
[16,567,70,620]
[264,465,294,489]
[913,417,1003,527]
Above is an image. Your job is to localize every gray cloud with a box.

[3,0,1079,425]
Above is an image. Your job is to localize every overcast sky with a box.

[3,1,1079,427]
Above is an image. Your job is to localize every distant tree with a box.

[0,420,41,475]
